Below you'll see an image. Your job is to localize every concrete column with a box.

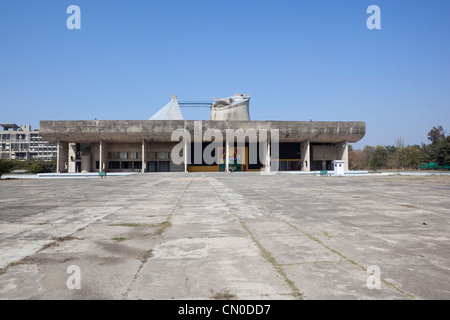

[184,140,188,173]
[9,134,12,159]
[301,140,310,172]
[225,138,230,172]
[337,141,349,171]
[57,140,61,173]
[68,143,76,173]
[61,142,68,173]
[81,151,91,172]
[99,140,103,172]
[79,144,92,173]
[56,141,68,173]
[322,160,327,171]
[99,140,107,172]
[141,139,146,173]
[265,141,271,173]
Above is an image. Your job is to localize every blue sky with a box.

[0,0,449,148]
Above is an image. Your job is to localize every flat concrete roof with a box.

[39,120,366,143]
[0,123,20,130]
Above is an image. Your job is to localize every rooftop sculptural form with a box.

[210,94,251,121]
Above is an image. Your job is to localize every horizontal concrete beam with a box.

[39,120,366,144]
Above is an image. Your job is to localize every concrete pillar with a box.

[81,150,91,173]
[225,138,230,172]
[322,160,327,171]
[264,141,271,173]
[184,140,188,173]
[99,140,103,172]
[99,140,108,172]
[57,140,61,173]
[61,142,68,173]
[68,143,76,173]
[141,139,146,173]
[57,141,68,173]
[337,141,349,171]
[301,140,310,172]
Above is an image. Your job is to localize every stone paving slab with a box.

[0,173,449,300]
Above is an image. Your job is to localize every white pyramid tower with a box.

[149,95,184,120]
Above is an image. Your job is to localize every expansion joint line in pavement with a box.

[122,177,194,299]
[208,178,418,300]
[207,178,303,299]
[279,218,418,299]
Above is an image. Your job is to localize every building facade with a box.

[38,95,366,173]
[39,120,365,173]
[0,123,57,161]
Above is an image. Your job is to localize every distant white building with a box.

[0,123,57,161]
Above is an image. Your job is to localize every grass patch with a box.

[209,288,236,300]
[0,260,25,276]
[109,218,173,235]
[112,237,128,242]
[156,219,172,235]
[281,218,418,299]
[109,223,152,227]
[239,220,303,299]
[322,231,332,239]
[282,260,337,266]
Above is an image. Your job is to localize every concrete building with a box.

[39,95,365,173]
[0,123,57,161]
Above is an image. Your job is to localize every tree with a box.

[436,136,450,167]
[349,149,364,170]
[28,162,44,174]
[369,146,388,169]
[404,146,421,168]
[0,159,14,178]
[363,145,375,168]
[395,137,405,149]
[428,126,446,145]
[385,145,397,155]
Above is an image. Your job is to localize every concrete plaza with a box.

[0,173,449,299]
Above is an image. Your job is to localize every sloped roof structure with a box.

[149,96,184,120]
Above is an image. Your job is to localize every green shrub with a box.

[28,162,44,174]
[0,159,14,177]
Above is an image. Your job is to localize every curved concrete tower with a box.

[210,93,250,121]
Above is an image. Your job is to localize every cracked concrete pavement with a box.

[0,173,449,299]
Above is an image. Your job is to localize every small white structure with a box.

[332,160,345,176]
